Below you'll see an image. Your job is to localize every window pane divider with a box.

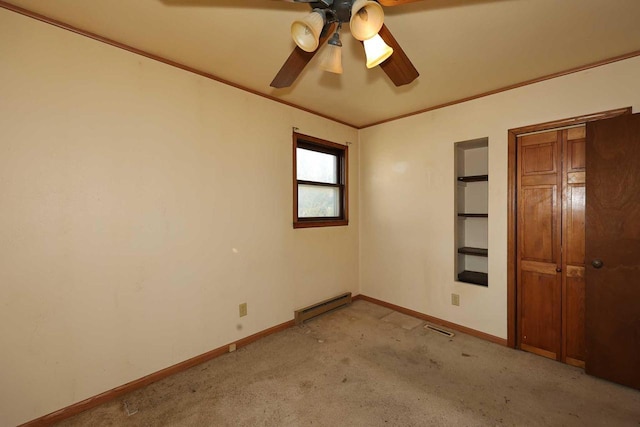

[297,180,341,188]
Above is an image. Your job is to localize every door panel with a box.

[565,186,585,265]
[520,187,557,262]
[522,143,557,175]
[517,131,562,359]
[520,270,560,358]
[562,127,586,366]
[566,127,586,171]
[565,275,586,366]
[585,113,640,389]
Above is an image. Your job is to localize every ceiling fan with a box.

[270,0,423,88]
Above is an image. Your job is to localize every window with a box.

[293,132,348,228]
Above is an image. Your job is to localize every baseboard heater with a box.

[294,292,352,325]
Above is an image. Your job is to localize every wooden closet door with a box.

[585,113,640,390]
[517,130,563,359]
[562,127,586,367]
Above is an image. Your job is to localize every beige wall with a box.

[359,56,640,340]
[0,10,359,426]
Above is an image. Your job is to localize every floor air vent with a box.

[295,292,352,325]
[425,324,455,337]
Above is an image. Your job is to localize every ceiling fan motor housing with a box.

[310,0,356,24]
[333,1,354,23]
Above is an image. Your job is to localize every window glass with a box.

[293,133,348,228]
[296,148,338,184]
[298,185,340,217]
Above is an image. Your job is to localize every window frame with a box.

[293,132,348,229]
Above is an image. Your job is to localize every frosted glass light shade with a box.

[291,11,325,52]
[319,44,343,74]
[364,33,393,68]
[350,0,385,41]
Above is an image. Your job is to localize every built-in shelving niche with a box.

[455,138,488,287]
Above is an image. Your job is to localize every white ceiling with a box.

[4,0,640,127]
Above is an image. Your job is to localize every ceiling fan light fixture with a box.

[364,33,394,68]
[291,10,326,53]
[350,0,385,41]
[319,31,343,74]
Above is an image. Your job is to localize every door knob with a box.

[591,259,604,269]
[556,267,562,273]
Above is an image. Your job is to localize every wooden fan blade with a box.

[377,0,428,6]
[270,23,336,88]
[377,24,419,86]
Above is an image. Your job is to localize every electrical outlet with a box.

[229,343,236,352]
[451,294,460,306]
[239,303,248,317]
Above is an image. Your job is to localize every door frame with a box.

[506,107,632,348]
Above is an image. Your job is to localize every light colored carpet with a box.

[380,311,424,330]
[57,300,640,426]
